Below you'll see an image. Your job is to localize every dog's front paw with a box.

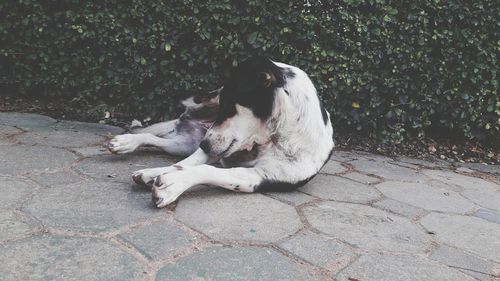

[132,167,173,187]
[151,171,192,208]
[108,134,141,154]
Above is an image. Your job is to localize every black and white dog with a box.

[109,57,334,207]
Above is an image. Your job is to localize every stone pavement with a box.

[0,112,499,281]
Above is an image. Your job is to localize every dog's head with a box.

[200,56,285,158]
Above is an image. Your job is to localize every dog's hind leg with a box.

[108,132,199,156]
[109,118,207,156]
[130,120,177,137]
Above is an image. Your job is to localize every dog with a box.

[108,56,334,207]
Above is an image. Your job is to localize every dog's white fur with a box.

[109,60,334,207]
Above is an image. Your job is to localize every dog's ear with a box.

[258,72,275,88]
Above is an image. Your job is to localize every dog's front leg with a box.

[152,165,263,208]
[132,148,212,186]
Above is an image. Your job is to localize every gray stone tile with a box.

[303,202,429,253]
[462,188,500,212]
[376,181,476,214]
[156,246,321,281]
[460,162,500,175]
[474,208,500,224]
[16,130,106,148]
[456,167,476,174]
[342,171,380,184]
[351,158,426,182]
[420,213,500,262]
[74,153,175,183]
[28,170,82,188]
[299,175,381,204]
[279,230,355,271]
[0,235,144,281]
[329,150,359,162]
[423,169,500,191]
[427,179,466,192]
[336,253,474,281]
[0,112,56,130]
[395,156,448,168]
[52,120,124,136]
[70,145,110,157]
[0,177,33,209]
[119,219,194,261]
[0,138,15,146]
[320,160,348,174]
[0,125,22,138]
[0,145,77,175]
[175,192,301,242]
[430,245,498,281]
[23,180,160,232]
[0,210,38,242]
[264,191,316,206]
[373,198,427,219]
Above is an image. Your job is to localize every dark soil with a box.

[1,95,498,165]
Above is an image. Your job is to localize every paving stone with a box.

[336,253,474,281]
[353,151,395,162]
[74,153,175,183]
[423,169,500,191]
[299,175,381,204]
[376,181,476,214]
[351,158,425,182]
[0,125,22,138]
[373,198,427,219]
[0,138,14,145]
[492,265,500,279]
[342,171,380,184]
[474,208,500,224]
[462,188,500,212]
[395,156,448,168]
[0,210,37,242]
[28,170,82,188]
[421,213,500,262]
[320,160,348,174]
[329,150,359,162]
[460,162,500,175]
[0,112,56,130]
[16,130,106,148]
[279,230,355,271]
[303,201,429,253]
[456,167,476,174]
[0,177,33,209]
[53,120,124,136]
[156,246,321,281]
[23,180,160,232]
[264,191,316,206]
[119,219,194,261]
[71,145,110,157]
[0,145,78,175]
[175,192,301,242]
[0,235,143,281]
[430,245,499,281]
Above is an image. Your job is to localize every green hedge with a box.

[1,0,499,144]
